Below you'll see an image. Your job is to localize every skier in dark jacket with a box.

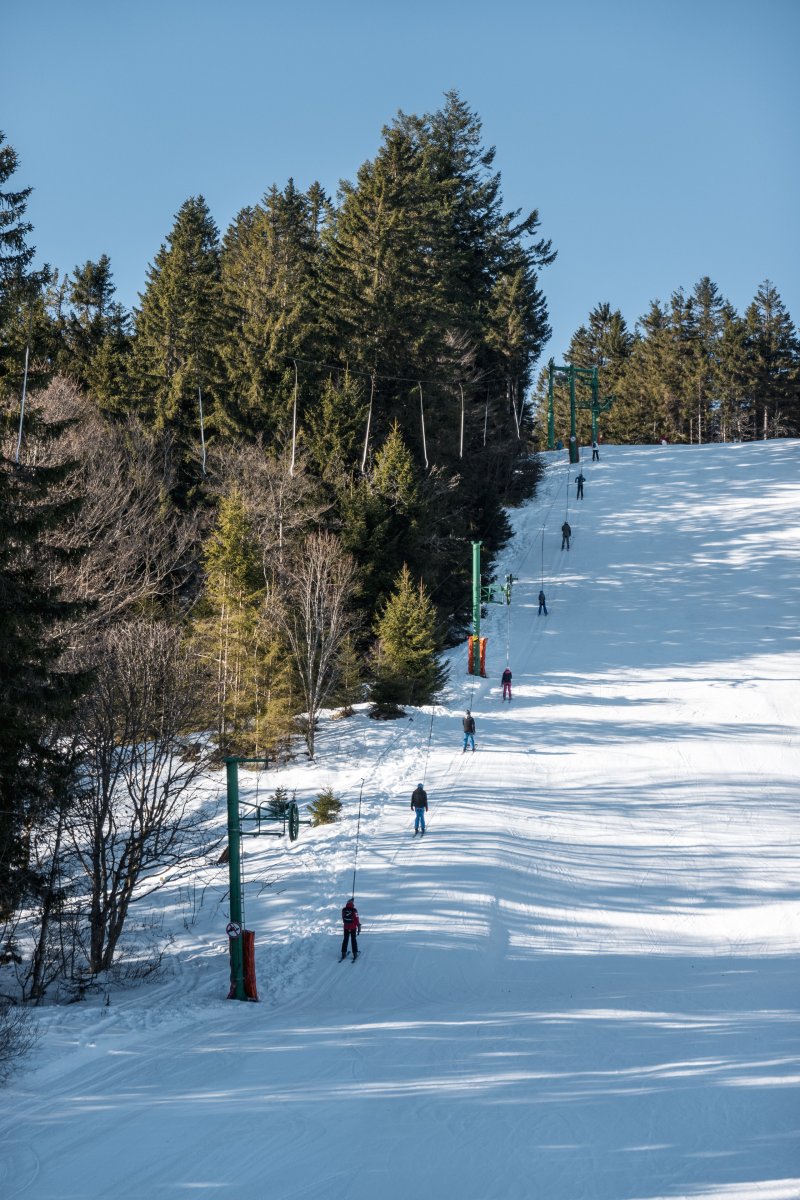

[561,521,571,550]
[575,473,585,499]
[411,783,428,835]
[501,667,512,702]
[462,710,476,752]
[538,589,548,616]
[340,898,361,960]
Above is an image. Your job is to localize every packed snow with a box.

[2,441,799,1200]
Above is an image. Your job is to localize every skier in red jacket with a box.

[340,898,361,961]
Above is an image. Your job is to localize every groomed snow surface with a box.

[2,441,800,1200]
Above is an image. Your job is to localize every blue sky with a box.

[4,0,798,364]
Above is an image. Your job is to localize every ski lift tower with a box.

[547,361,615,458]
[469,541,515,676]
[225,757,306,1001]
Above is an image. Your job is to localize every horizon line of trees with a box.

[538,278,800,446]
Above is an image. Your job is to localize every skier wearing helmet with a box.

[462,710,476,752]
[340,898,361,961]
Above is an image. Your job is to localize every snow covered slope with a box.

[2,441,799,1200]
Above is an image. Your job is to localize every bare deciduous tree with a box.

[279,531,357,757]
[0,998,38,1082]
[70,619,210,974]
[20,378,198,625]
[206,441,327,585]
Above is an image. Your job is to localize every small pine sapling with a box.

[308,787,342,826]
[266,785,291,820]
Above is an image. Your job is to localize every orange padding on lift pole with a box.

[467,636,487,677]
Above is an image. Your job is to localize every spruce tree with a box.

[217,181,327,441]
[303,371,368,483]
[308,786,342,826]
[59,255,132,410]
[602,301,672,443]
[559,301,634,443]
[0,131,52,399]
[0,417,87,918]
[321,124,446,386]
[0,131,34,284]
[745,281,800,438]
[338,423,422,620]
[715,305,752,441]
[689,277,727,442]
[195,488,265,754]
[424,92,554,460]
[131,196,221,496]
[371,563,447,714]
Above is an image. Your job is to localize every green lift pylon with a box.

[226,756,303,1001]
[547,361,615,461]
[470,541,515,677]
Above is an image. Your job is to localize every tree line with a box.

[538,279,800,445]
[0,93,550,1006]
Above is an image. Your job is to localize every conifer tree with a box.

[131,196,221,496]
[320,93,554,477]
[688,277,727,442]
[569,302,633,379]
[608,294,699,443]
[0,131,34,284]
[321,125,446,386]
[745,281,800,438]
[371,564,447,714]
[715,306,752,441]
[338,422,422,619]
[600,302,672,443]
[0,131,53,399]
[425,92,554,457]
[552,301,635,443]
[0,406,87,919]
[58,255,132,410]
[217,181,327,441]
[303,371,368,483]
[308,786,342,826]
[195,488,266,754]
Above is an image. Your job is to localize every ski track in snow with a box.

[2,441,800,1200]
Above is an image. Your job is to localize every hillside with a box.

[2,441,799,1200]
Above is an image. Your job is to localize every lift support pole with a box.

[226,757,245,1001]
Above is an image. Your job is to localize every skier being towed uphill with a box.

[340,898,361,961]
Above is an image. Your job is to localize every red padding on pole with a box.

[242,930,258,1001]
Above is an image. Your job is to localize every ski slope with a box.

[2,441,800,1200]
